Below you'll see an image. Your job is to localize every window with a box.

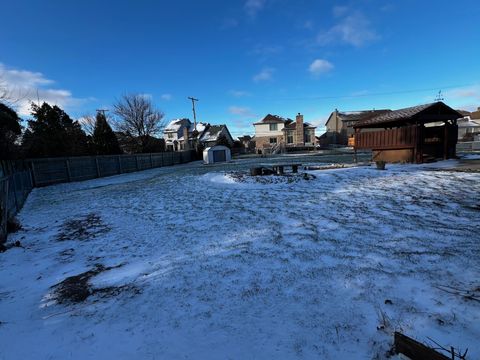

[269,123,278,131]
[287,133,294,144]
[305,132,311,143]
[269,137,277,144]
[167,133,174,139]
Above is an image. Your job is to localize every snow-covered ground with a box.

[1,155,479,359]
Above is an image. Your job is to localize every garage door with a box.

[213,150,226,162]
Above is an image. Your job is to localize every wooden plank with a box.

[394,332,450,360]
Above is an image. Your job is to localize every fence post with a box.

[0,180,8,244]
[95,157,100,178]
[117,155,122,174]
[10,174,19,212]
[65,158,72,182]
[135,155,140,170]
[150,153,153,168]
[29,161,37,187]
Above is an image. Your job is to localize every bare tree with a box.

[0,75,12,103]
[78,114,96,136]
[113,94,165,152]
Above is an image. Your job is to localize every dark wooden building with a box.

[353,102,462,163]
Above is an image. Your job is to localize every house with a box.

[253,113,316,153]
[163,119,232,151]
[164,118,193,151]
[198,124,234,148]
[237,135,256,154]
[324,109,390,146]
[457,116,480,141]
[354,102,462,163]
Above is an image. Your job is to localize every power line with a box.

[266,83,476,102]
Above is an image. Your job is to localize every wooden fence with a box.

[29,150,195,187]
[0,150,196,243]
[355,125,417,150]
[0,161,34,243]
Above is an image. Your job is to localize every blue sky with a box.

[1,0,479,137]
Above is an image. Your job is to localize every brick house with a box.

[324,109,390,146]
[253,113,316,153]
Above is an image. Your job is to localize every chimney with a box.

[183,126,189,150]
[296,113,304,145]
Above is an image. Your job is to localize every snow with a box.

[0,155,479,359]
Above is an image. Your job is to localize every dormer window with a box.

[269,123,278,131]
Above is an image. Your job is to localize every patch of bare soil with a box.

[228,171,316,184]
[57,213,110,241]
[50,264,140,304]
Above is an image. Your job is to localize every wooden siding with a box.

[355,125,417,150]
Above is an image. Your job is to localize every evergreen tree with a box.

[92,112,122,155]
[0,103,22,159]
[21,102,89,158]
[215,133,232,148]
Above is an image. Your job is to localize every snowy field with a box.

[1,154,479,359]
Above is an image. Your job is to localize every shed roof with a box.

[354,102,463,128]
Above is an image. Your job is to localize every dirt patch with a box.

[50,264,140,304]
[57,213,110,241]
[228,171,316,184]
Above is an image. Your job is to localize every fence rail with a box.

[0,150,196,243]
[456,141,480,151]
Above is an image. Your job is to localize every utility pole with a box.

[96,109,109,117]
[188,97,199,131]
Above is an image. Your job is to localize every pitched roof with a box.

[284,122,316,130]
[253,114,292,125]
[199,124,233,143]
[338,109,390,122]
[354,102,463,128]
[165,118,191,132]
[238,135,252,141]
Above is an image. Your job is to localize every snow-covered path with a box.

[1,157,479,359]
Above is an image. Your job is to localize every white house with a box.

[163,119,209,151]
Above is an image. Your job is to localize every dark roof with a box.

[354,102,463,128]
[238,135,252,141]
[284,122,316,130]
[253,114,292,125]
[199,124,234,143]
[338,109,390,123]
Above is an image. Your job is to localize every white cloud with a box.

[443,85,480,112]
[253,67,274,82]
[229,90,251,98]
[245,0,267,18]
[0,63,91,116]
[317,10,379,47]
[161,93,172,101]
[308,59,334,76]
[229,106,256,118]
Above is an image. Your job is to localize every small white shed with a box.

[203,145,231,164]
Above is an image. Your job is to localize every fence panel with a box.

[0,163,34,244]
[98,156,121,177]
[69,157,98,182]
